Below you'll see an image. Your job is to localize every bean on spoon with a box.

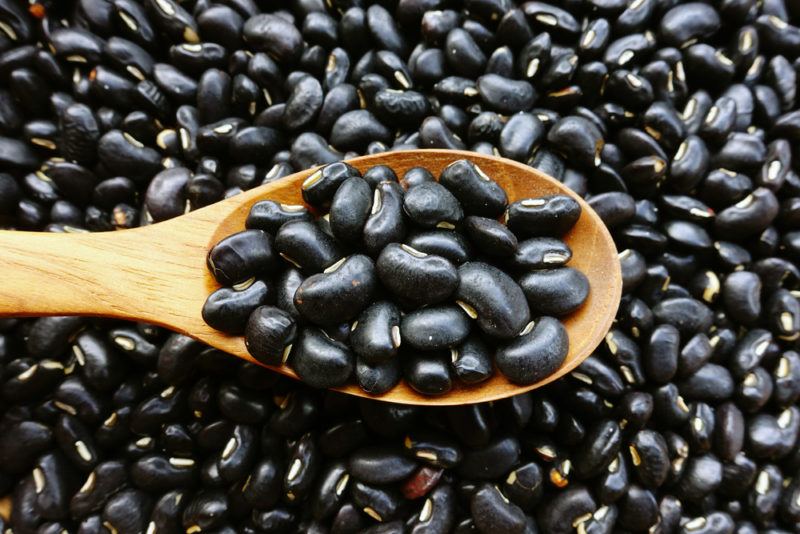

[0,149,620,406]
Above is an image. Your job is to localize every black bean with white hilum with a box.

[203,161,589,393]
[2,0,800,533]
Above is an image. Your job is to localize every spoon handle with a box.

[0,223,209,328]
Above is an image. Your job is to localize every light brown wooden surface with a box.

[0,150,621,405]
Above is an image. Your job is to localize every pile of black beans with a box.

[203,159,589,395]
[1,0,800,531]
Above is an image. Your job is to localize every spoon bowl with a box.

[0,150,620,405]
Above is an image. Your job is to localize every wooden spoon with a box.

[0,149,620,405]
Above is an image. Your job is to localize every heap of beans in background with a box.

[0,0,800,531]
[203,159,589,395]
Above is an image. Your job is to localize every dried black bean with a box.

[294,255,377,325]
[455,261,530,339]
[377,243,457,306]
[276,220,343,273]
[400,304,470,350]
[496,317,568,385]
[537,486,596,534]
[519,268,589,317]
[470,484,525,533]
[206,229,276,287]
[244,305,296,366]
[506,195,581,238]
[438,159,508,218]
[356,357,401,395]
[499,112,544,162]
[348,447,416,485]
[202,279,270,334]
[103,488,152,534]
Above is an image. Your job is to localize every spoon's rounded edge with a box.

[193,149,622,406]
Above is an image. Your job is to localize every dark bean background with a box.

[0,0,799,532]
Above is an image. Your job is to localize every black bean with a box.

[463,216,518,257]
[356,357,402,395]
[455,261,530,339]
[438,159,508,218]
[202,279,270,334]
[363,181,406,256]
[660,2,720,47]
[406,483,454,533]
[400,305,471,351]
[518,267,589,317]
[371,89,429,129]
[506,195,581,238]
[289,328,354,389]
[328,176,372,244]
[678,333,713,377]
[294,255,377,325]
[451,335,493,385]
[362,165,397,189]
[474,74,535,115]
[403,180,464,228]
[377,243,458,306]
[241,13,302,65]
[308,461,348,522]
[570,419,620,479]
[53,413,98,472]
[130,453,196,492]
[146,489,186,534]
[129,385,188,435]
[70,461,127,520]
[206,229,276,286]
[674,453,723,500]
[348,301,402,365]
[350,480,401,523]
[747,406,800,459]
[97,488,151,534]
[617,484,658,531]
[470,484,525,533]
[400,351,451,396]
[572,357,624,398]
[330,110,392,152]
[275,220,343,273]
[679,363,735,403]
[499,112,544,162]
[496,317,568,385]
[348,447,417,485]
[537,486,596,534]
[523,2,580,38]
[722,271,762,325]
[244,305,296,366]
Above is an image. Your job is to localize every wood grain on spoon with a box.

[0,150,621,405]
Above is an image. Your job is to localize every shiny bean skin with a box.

[275,220,344,273]
[294,255,378,326]
[455,262,531,340]
[376,243,458,306]
[201,279,271,334]
[438,159,508,218]
[518,267,590,317]
[506,195,582,238]
[350,301,402,365]
[400,305,471,351]
[289,328,354,389]
[206,229,276,286]
[496,317,568,385]
[244,305,296,366]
